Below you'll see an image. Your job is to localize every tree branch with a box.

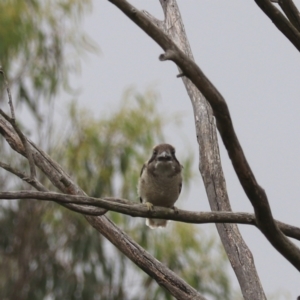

[0,190,299,241]
[254,0,300,51]
[0,161,47,191]
[0,111,37,179]
[0,94,36,179]
[108,0,300,271]
[0,67,15,119]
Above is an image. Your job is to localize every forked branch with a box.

[254,0,300,51]
[155,1,265,298]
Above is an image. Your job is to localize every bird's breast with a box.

[138,167,181,207]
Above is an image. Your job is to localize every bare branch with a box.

[0,190,299,241]
[108,0,300,271]
[254,0,300,51]
[0,67,15,119]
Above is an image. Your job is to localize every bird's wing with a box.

[139,163,146,177]
[179,181,182,195]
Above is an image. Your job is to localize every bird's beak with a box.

[157,151,172,161]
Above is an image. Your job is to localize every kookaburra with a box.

[138,143,182,228]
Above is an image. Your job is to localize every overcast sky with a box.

[66,1,300,299]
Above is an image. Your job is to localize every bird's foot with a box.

[172,206,179,214]
[145,202,154,211]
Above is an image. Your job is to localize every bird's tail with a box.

[146,218,168,229]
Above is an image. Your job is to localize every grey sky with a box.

[69,1,300,298]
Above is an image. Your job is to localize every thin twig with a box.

[0,67,15,120]
[0,70,36,180]
[0,109,37,179]
[0,161,45,190]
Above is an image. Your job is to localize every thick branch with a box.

[157,1,265,298]
[254,0,300,51]
[1,191,299,241]
[108,0,300,271]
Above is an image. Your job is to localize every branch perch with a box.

[0,190,299,241]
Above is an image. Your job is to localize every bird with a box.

[137,143,182,229]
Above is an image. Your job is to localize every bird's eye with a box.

[153,150,158,155]
[171,150,175,155]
